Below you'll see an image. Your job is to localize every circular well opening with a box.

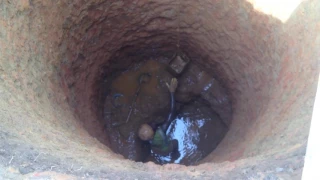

[58,0,318,166]
[1,0,318,178]
[60,1,238,166]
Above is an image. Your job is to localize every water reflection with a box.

[151,116,207,164]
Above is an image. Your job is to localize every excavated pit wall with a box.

[0,0,319,179]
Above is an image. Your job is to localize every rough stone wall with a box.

[0,0,319,179]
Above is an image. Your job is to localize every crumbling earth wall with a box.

[0,0,319,179]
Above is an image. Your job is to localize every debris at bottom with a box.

[168,52,190,75]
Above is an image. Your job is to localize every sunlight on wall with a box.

[246,0,303,22]
[302,74,320,180]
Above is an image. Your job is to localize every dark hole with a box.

[100,50,232,165]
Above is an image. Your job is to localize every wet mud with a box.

[103,58,232,165]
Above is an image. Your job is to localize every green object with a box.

[151,127,169,151]
[151,127,175,156]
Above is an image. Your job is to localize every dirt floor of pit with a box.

[102,59,231,165]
